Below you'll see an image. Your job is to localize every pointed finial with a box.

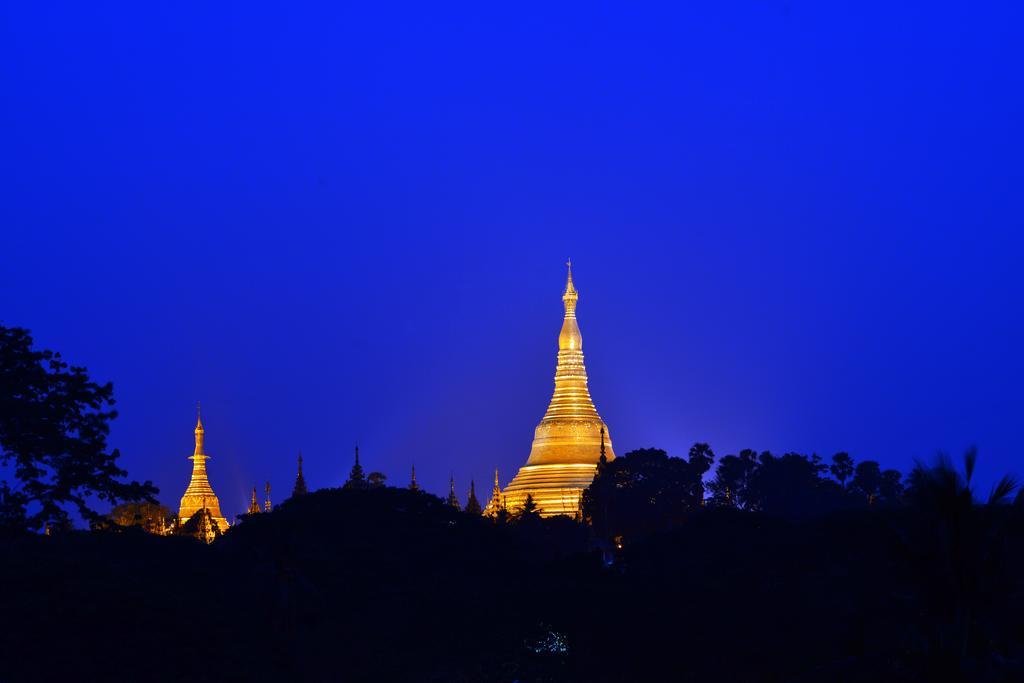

[600,426,607,462]
[264,481,272,512]
[562,259,578,314]
[355,444,360,466]
[494,468,500,487]
[192,406,207,458]
[292,451,309,498]
[196,401,203,429]
[446,474,461,510]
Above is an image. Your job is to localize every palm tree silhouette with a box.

[906,447,1019,676]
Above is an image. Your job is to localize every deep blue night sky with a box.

[2,3,1022,516]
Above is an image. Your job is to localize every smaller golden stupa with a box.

[178,407,230,532]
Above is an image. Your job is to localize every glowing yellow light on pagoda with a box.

[486,260,615,518]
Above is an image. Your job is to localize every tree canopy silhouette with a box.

[107,501,172,534]
[1,448,1023,681]
[582,447,700,544]
[0,326,157,532]
[520,493,540,518]
[708,448,758,508]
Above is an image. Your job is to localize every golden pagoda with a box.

[178,408,230,532]
[498,261,616,517]
[247,487,261,515]
[484,469,505,516]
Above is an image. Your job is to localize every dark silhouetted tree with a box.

[582,448,699,544]
[517,493,541,522]
[746,452,842,518]
[879,468,904,504]
[687,442,715,506]
[176,505,221,543]
[0,326,157,531]
[905,447,1021,672]
[851,460,883,505]
[709,449,757,508]
[367,471,387,488]
[830,452,855,488]
[0,480,28,531]
[108,501,172,534]
[492,505,510,526]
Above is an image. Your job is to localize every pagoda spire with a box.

[247,487,261,514]
[499,261,617,517]
[409,464,420,491]
[291,452,308,498]
[465,479,482,515]
[264,481,272,512]
[193,405,206,459]
[484,468,505,516]
[344,444,366,489]
[178,405,230,531]
[446,474,461,510]
[563,258,578,314]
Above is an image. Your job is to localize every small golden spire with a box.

[248,487,260,514]
[409,464,419,491]
[264,481,272,512]
[562,258,578,314]
[485,468,504,516]
[193,402,206,458]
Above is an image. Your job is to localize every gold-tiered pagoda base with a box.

[179,495,229,532]
[502,463,599,517]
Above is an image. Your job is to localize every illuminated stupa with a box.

[495,261,616,517]
[178,408,230,532]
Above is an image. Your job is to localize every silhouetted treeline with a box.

[583,445,906,547]
[4,328,1024,680]
[4,450,1024,682]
